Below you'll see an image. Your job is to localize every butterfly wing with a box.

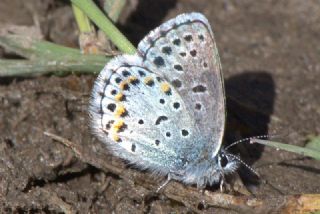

[89,13,225,176]
[138,13,226,157]
[90,55,202,175]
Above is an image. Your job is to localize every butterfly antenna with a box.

[225,134,273,151]
[226,153,260,177]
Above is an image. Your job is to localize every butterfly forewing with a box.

[138,13,226,156]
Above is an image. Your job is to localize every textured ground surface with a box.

[1,0,319,213]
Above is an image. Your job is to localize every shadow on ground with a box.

[225,71,275,184]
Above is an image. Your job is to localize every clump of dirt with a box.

[1,0,319,213]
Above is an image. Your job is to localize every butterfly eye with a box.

[220,154,228,168]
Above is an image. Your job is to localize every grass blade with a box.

[252,139,320,160]
[305,135,320,152]
[0,35,86,60]
[72,3,93,33]
[0,56,108,77]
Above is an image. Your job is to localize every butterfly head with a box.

[179,149,239,188]
[217,149,240,177]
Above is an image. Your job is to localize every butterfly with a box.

[89,12,239,189]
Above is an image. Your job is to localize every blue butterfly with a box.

[89,13,241,189]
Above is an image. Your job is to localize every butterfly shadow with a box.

[224,71,275,185]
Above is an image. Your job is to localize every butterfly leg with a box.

[219,172,234,192]
[156,171,183,192]
[219,178,224,192]
[157,173,174,192]
[219,171,226,192]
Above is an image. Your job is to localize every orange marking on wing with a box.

[160,82,171,93]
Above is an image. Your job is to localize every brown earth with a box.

[0,0,319,213]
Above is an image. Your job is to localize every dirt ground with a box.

[1,0,320,213]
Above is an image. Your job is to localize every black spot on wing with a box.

[153,56,165,67]
[138,70,146,77]
[172,79,182,88]
[115,77,122,84]
[174,65,183,71]
[107,103,116,112]
[173,102,180,109]
[198,34,204,41]
[162,46,172,55]
[155,116,168,125]
[190,50,197,57]
[203,62,208,68]
[106,120,114,130]
[181,129,189,136]
[195,103,202,110]
[131,144,136,152]
[173,39,181,46]
[184,35,193,42]
[159,99,165,104]
[111,89,117,95]
[122,70,131,77]
[192,85,207,93]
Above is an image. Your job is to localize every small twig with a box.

[43,131,124,175]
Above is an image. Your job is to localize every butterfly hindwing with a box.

[90,55,202,174]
